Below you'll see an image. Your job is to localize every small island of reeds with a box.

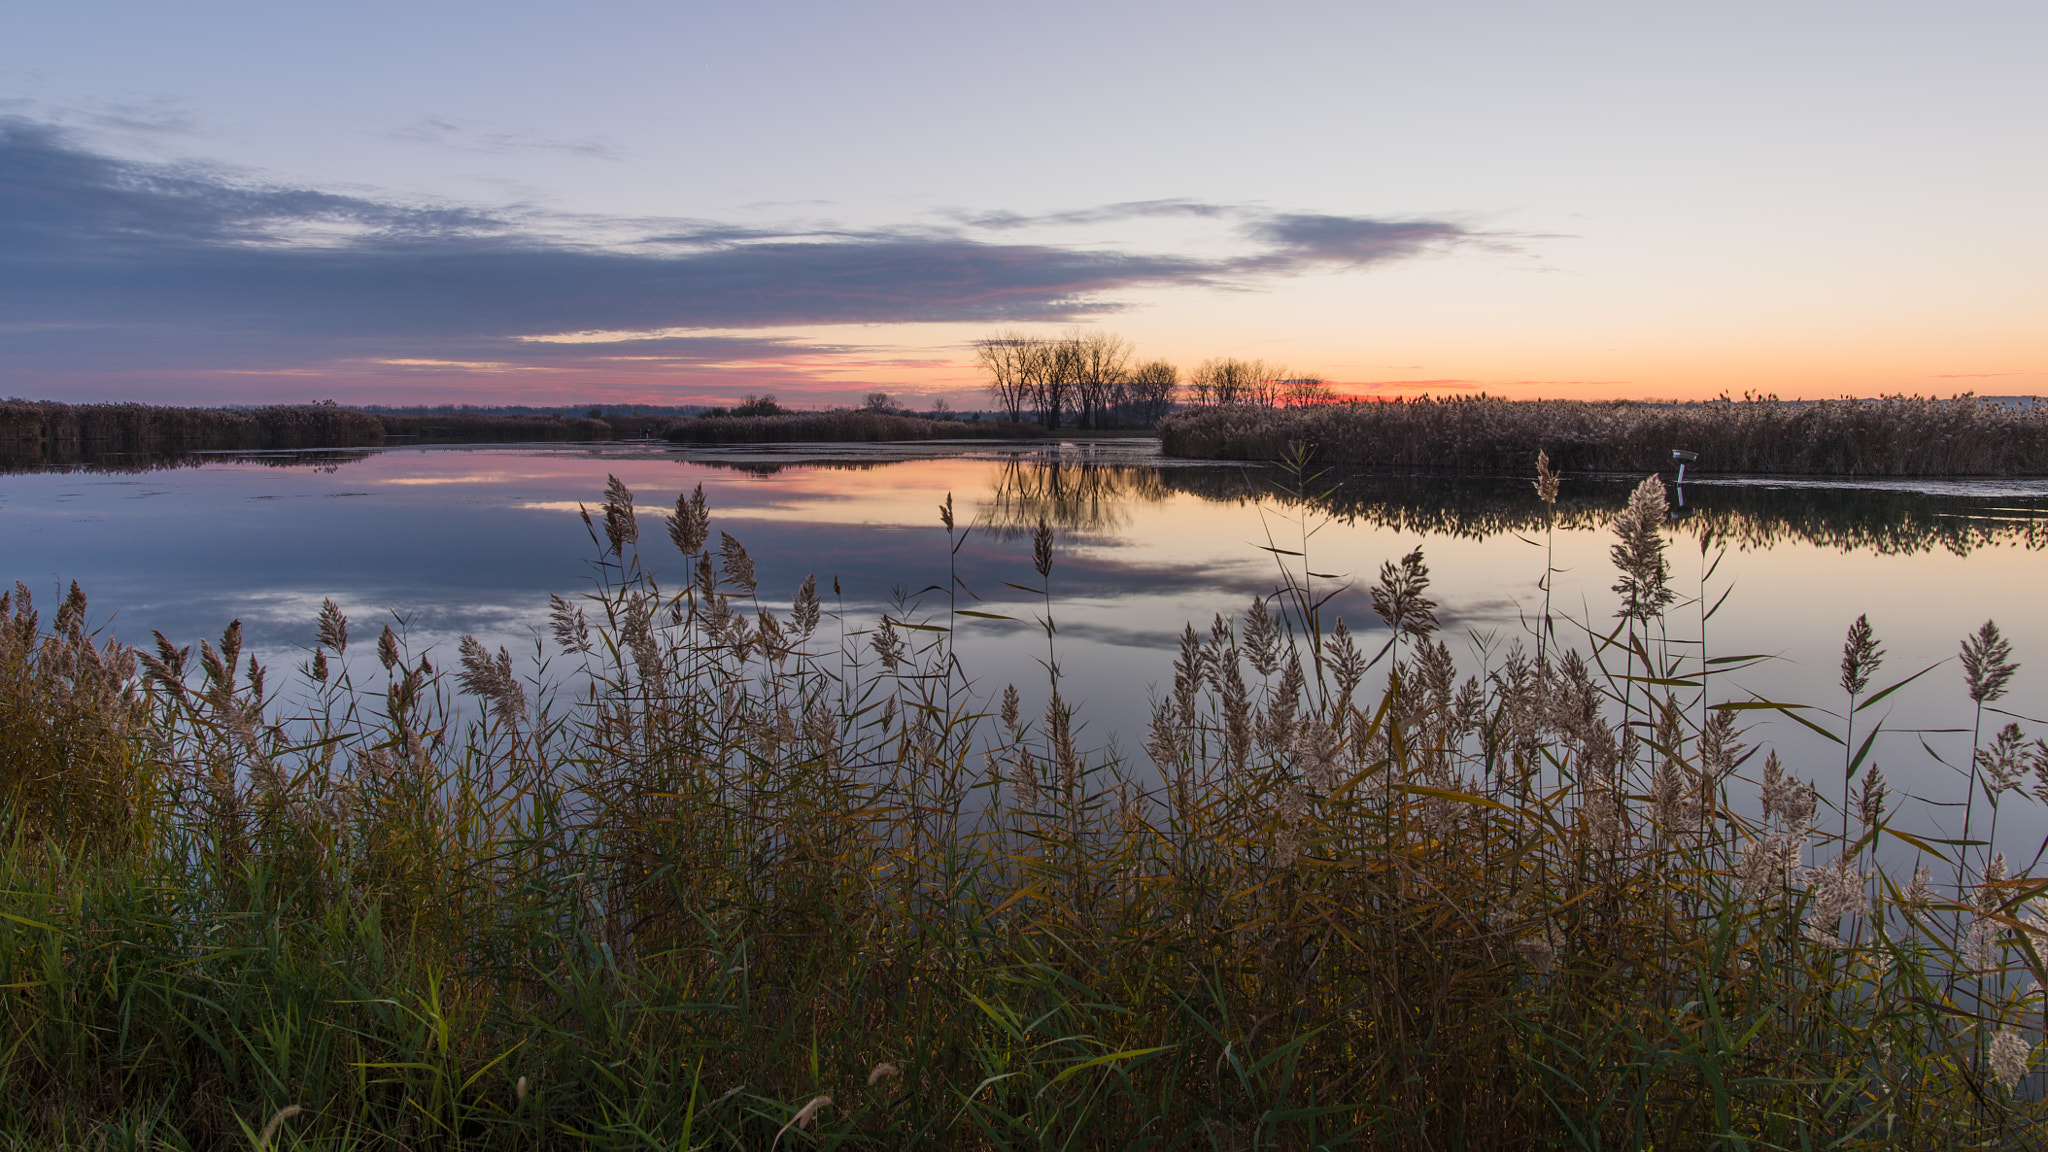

[1160,393,2048,476]
[663,410,1045,444]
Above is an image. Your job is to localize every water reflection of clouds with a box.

[7,444,2045,846]
[380,473,528,486]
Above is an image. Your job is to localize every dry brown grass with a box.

[1160,394,2048,475]
[667,410,1046,444]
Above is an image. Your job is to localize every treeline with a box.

[1160,393,2048,476]
[0,400,386,462]
[974,330,1331,430]
[0,400,680,466]
[666,410,1044,444]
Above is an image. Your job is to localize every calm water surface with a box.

[6,438,2047,857]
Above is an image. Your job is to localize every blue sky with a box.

[3,0,2042,406]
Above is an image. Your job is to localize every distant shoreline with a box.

[1159,394,2048,477]
[15,395,2048,477]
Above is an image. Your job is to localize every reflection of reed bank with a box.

[1153,467,2048,558]
[972,457,1173,538]
[0,447,379,475]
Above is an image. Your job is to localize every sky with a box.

[2,0,2043,408]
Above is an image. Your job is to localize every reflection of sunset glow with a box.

[8,442,2043,857]
[382,473,527,485]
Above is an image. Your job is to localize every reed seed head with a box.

[602,474,638,555]
[1735,830,1798,900]
[54,580,86,636]
[867,1061,900,1085]
[718,531,758,595]
[1329,618,1365,703]
[1839,614,1882,698]
[792,574,821,637]
[1609,476,1675,623]
[870,617,905,672]
[257,1104,306,1150]
[456,634,527,725]
[1032,516,1054,578]
[773,1094,832,1150]
[667,483,711,555]
[1856,764,1888,828]
[1976,723,2028,795]
[1990,1028,2033,1092]
[1370,547,1438,638]
[1801,856,1866,946]
[1961,619,2018,704]
[220,618,243,676]
[547,594,591,654]
[1978,852,2008,914]
[1905,864,1933,906]
[1243,596,1279,677]
[1533,449,1560,506]
[316,598,348,653]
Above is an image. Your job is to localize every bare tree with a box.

[1280,377,1334,407]
[1189,358,1283,407]
[974,333,1037,422]
[1067,330,1132,430]
[1035,337,1079,430]
[974,331,1089,429]
[862,392,895,413]
[1124,359,1178,424]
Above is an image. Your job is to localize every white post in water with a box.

[1671,448,1697,485]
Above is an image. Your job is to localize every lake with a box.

[6,437,2047,862]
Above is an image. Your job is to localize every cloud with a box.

[0,117,1484,388]
[952,199,1239,231]
[389,116,621,160]
[1239,213,1468,268]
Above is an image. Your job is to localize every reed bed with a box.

[0,402,666,466]
[1159,394,2048,476]
[666,412,1045,444]
[375,412,619,444]
[0,400,387,462]
[1150,466,2048,557]
[2,462,2045,1149]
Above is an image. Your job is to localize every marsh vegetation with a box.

[665,411,1045,445]
[1160,394,2048,476]
[3,453,2047,1149]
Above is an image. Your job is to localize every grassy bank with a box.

[1158,394,2048,476]
[2,469,2045,1149]
[666,411,1045,444]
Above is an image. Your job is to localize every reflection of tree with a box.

[974,459,1173,538]
[680,459,892,478]
[1156,468,2048,557]
[0,447,379,475]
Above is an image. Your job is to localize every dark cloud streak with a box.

[0,118,1480,380]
